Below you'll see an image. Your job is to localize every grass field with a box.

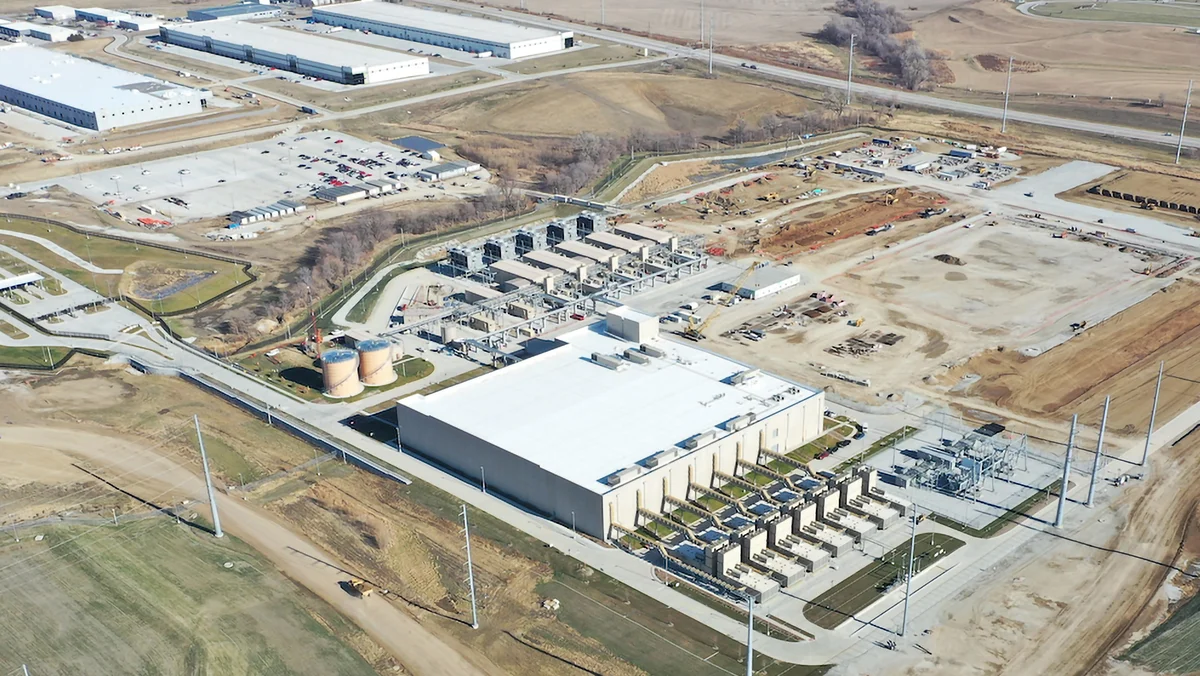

[1123,589,1200,673]
[254,71,503,112]
[787,423,853,464]
[804,533,965,629]
[0,319,26,339]
[0,520,378,675]
[1028,1,1200,26]
[0,345,72,366]
[0,218,251,313]
[500,40,646,74]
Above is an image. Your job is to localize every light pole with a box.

[745,594,754,676]
[846,34,855,107]
[571,510,576,537]
[900,508,916,636]
[1001,56,1014,134]
[193,415,224,538]
[1176,79,1193,165]
[1141,361,1164,466]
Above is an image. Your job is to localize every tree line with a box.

[818,0,933,91]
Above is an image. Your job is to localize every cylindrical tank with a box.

[357,338,395,387]
[321,349,363,399]
[441,324,458,344]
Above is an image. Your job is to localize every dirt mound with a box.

[975,54,1047,73]
[760,189,944,255]
[934,254,966,265]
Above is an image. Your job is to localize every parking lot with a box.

[54,131,491,223]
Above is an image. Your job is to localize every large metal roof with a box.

[162,21,426,70]
[0,44,203,115]
[399,322,819,493]
[314,1,565,45]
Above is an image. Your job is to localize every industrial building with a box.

[74,7,132,23]
[0,44,205,130]
[416,160,481,182]
[312,1,573,59]
[0,21,76,41]
[718,265,803,300]
[118,16,160,31]
[34,5,76,20]
[159,22,429,84]
[186,3,281,22]
[395,308,827,540]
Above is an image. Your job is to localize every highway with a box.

[414,0,1200,151]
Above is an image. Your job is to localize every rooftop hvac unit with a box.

[644,448,678,468]
[731,369,761,385]
[606,465,641,485]
[727,412,757,431]
[685,430,717,450]
[623,349,650,365]
[640,343,665,358]
[591,352,623,370]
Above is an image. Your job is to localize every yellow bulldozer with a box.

[347,578,376,598]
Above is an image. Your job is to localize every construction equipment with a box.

[882,190,899,206]
[849,317,864,327]
[761,192,779,201]
[683,264,757,341]
[347,578,375,598]
[1143,202,1157,211]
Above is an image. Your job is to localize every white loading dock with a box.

[159,22,429,85]
[118,17,160,31]
[718,265,803,300]
[75,7,132,23]
[522,249,587,276]
[490,259,556,286]
[0,44,204,130]
[585,231,646,254]
[394,313,825,539]
[0,272,45,292]
[34,5,77,20]
[312,1,573,59]
[555,239,620,267]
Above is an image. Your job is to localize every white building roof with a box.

[315,1,564,45]
[0,272,44,291]
[164,21,426,69]
[614,222,673,245]
[720,265,803,293]
[0,44,202,115]
[522,249,585,273]
[400,322,819,493]
[2,20,38,32]
[35,5,77,14]
[31,24,77,39]
[76,6,133,21]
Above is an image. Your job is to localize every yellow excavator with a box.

[684,264,758,341]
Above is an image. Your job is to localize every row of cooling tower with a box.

[321,338,398,398]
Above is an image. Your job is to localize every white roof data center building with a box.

[395,308,826,539]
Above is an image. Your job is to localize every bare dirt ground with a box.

[408,64,817,138]
[1096,170,1200,206]
[902,431,1200,676]
[914,0,1200,100]
[759,188,944,256]
[485,0,966,44]
[620,159,720,204]
[942,280,1200,435]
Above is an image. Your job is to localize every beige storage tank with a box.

[357,338,396,387]
[322,349,363,399]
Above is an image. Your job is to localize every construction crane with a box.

[683,264,758,341]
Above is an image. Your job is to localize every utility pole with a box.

[461,505,480,629]
[1001,56,1014,134]
[1087,396,1109,507]
[1177,79,1193,165]
[23,664,29,676]
[194,416,223,538]
[900,508,916,636]
[707,16,714,75]
[600,0,605,25]
[846,34,855,107]
[1142,361,1164,466]
[699,0,704,44]
[1054,415,1077,529]
[745,595,754,676]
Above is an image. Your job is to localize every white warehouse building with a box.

[0,44,205,130]
[312,1,573,59]
[395,308,826,539]
[34,5,77,20]
[159,22,429,85]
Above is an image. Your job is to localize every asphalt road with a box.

[416,0,1200,152]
